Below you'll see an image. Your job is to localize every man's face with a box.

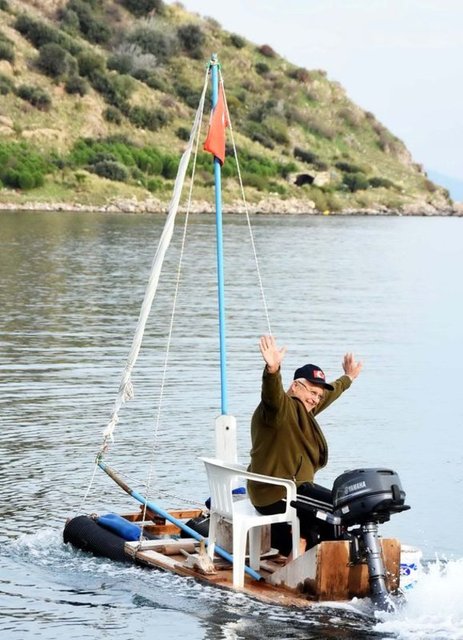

[291,379,325,412]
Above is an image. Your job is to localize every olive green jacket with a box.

[247,368,352,507]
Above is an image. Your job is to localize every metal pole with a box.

[210,54,228,415]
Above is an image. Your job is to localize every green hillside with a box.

[0,0,452,213]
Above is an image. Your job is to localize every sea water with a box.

[1,210,463,639]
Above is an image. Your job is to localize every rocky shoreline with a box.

[0,195,461,216]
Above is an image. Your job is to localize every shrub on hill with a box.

[335,161,363,173]
[64,136,315,195]
[342,172,369,192]
[91,160,129,182]
[108,52,133,75]
[174,81,201,109]
[0,31,14,63]
[294,147,318,164]
[64,74,88,96]
[59,7,81,34]
[68,138,170,183]
[262,116,289,145]
[338,106,363,128]
[127,106,169,131]
[255,62,269,76]
[243,159,273,178]
[161,155,178,179]
[258,44,276,58]
[423,178,437,193]
[65,0,111,45]
[88,71,128,109]
[122,0,165,17]
[284,104,308,127]
[201,147,293,182]
[14,14,81,55]
[12,170,41,189]
[278,161,297,178]
[369,176,395,189]
[103,106,122,124]
[248,98,285,125]
[287,67,312,83]
[77,50,106,77]
[229,33,245,49]
[0,72,13,94]
[248,128,274,150]
[37,43,76,78]
[132,69,168,92]
[306,114,336,140]
[127,23,179,61]
[242,173,267,191]
[224,92,241,117]
[146,177,164,192]
[268,181,287,195]
[0,141,49,190]
[376,129,403,156]
[132,149,163,174]
[16,84,51,111]
[0,0,10,12]
[308,186,343,212]
[177,23,205,59]
[313,159,329,171]
[176,126,190,142]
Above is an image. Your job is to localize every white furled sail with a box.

[102,73,208,446]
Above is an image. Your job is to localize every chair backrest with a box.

[202,457,244,519]
[200,456,299,517]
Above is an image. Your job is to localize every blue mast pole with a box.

[210,54,228,416]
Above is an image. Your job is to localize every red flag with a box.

[203,83,228,165]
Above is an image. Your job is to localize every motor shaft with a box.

[361,521,395,612]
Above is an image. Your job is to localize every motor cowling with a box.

[332,468,409,526]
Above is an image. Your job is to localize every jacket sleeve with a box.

[260,367,287,415]
[313,374,352,416]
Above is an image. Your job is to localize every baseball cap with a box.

[293,364,334,391]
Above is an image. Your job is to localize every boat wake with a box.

[9,528,463,640]
[373,557,463,640]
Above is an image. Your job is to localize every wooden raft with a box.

[121,507,401,603]
[124,533,400,605]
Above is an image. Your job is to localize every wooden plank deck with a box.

[119,509,401,607]
[124,536,401,608]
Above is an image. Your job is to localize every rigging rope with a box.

[219,69,273,337]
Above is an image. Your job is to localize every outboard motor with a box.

[332,468,410,610]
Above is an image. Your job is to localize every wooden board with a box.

[314,539,400,600]
[121,508,204,536]
[127,542,318,608]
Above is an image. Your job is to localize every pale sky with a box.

[168,0,463,198]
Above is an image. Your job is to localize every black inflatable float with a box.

[63,515,130,563]
[64,513,211,563]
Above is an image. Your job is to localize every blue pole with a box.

[98,460,262,582]
[210,55,228,415]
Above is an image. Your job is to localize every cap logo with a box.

[313,369,325,380]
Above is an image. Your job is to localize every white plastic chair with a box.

[200,456,300,588]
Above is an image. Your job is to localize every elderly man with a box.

[247,335,363,554]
